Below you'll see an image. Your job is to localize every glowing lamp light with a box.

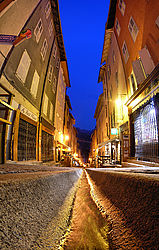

[65,135,69,141]
[60,133,64,143]
[116,98,122,106]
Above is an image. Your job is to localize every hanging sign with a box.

[0,34,17,44]
[0,29,32,46]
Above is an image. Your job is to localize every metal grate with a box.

[18,119,36,161]
[41,131,54,162]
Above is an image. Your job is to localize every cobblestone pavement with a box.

[1,163,159,249]
[0,163,82,249]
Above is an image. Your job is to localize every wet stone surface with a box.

[60,170,110,249]
[0,168,82,249]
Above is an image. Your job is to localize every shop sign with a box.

[111,128,118,135]
[0,30,31,46]
[0,34,17,44]
[20,105,37,122]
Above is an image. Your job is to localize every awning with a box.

[96,137,120,150]
[57,140,71,150]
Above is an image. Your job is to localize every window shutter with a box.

[139,47,155,76]
[132,59,145,86]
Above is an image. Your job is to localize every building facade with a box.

[96,0,159,164]
[0,0,71,163]
[114,0,159,162]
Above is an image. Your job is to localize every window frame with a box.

[122,41,129,63]
[41,38,48,61]
[48,65,53,82]
[115,18,121,36]
[30,70,40,98]
[34,18,43,43]
[45,1,51,19]
[118,0,126,16]
[15,49,31,84]
[128,16,139,42]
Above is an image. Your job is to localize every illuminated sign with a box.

[111,128,118,135]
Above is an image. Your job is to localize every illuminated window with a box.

[115,18,121,36]
[118,0,126,16]
[16,50,31,83]
[48,65,53,82]
[34,19,43,43]
[128,16,139,42]
[30,70,39,98]
[43,93,48,116]
[41,39,48,60]
[45,1,51,19]
[48,20,53,36]
[122,41,129,63]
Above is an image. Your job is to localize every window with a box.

[118,0,125,16]
[107,65,111,80]
[53,44,57,58]
[41,39,48,60]
[45,1,51,19]
[67,121,70,129]
[128,16,139,42]
[56,58,60,68]
[48,20,53,36]
[16,50,31,83]
[113,107,115,127]
[34,19,43,43]
[122,41,129,63]
[30,70,39,98]
[48,65,53,82]
[49,102,53,121]
[52,76,56,93]
[115,71,118,88]
[112,50,116,63]
[155,16,159,28]
[43,93,48,116]
[110,86,112,99]
[115,18,121,36]
[131,74,136,92]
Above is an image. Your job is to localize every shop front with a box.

[126,65,159,163]
[132,97,158,162]
[18,117,36,161]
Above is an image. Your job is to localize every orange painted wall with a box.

[114,0,146,91]
[142,0,159,66]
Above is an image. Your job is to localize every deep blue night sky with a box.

[58,0,110,130]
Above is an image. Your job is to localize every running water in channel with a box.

[59,170,110,249]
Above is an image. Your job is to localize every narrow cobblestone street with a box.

[0,163,159,249]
